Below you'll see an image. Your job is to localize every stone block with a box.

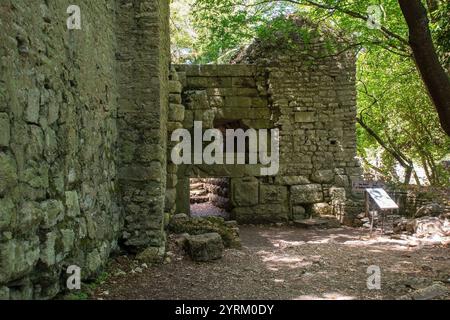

[0,237,40,284]
[231,178,259,206]
[40,200,64,229]
[169,94,182,104]
[184,90,209,110]
[275,175,310,185]
[0,198,15,231]
[136,246,165,264]
[0,153,18,196]
[40,232,57,266]
[330,187,346,202]
[65,191,80,217]
[169,81,182,94]
[259,185,288,204]
[291,184,323,204]
[26,88,40,123]
[0,286,10,300]
[311,170,334,183]
[0,113,10,147]
[295,112,315,123]
[232,77,256,88]
[233,204,289,224]
[186,233,224,262]
[224,96,252,107]
[169,103,185,122]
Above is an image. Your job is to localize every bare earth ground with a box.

[190,203,230,220]
[91,226,449,300]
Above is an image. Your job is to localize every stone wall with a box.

[116,0,170,253]
[0,0,171,299]
[0,0,122,299]
[173,25,363,223]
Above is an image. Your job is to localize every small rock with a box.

[134,267,143,273]
[136,247,164,263]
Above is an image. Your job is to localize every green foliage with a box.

[430,0,450,69]
[357,47,450,186]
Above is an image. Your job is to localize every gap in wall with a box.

[190,178,231,220]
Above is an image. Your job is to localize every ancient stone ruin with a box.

[0,0,363,299]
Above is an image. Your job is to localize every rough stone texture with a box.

[0,0,169,299]
[169,215,241,249]
[185,233,224,262]
[117,0,170,251]
[0,0,124,299]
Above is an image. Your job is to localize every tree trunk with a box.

[357,116,414,185]
[398,0,450,137]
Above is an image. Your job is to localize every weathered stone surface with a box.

[275,176,310,185]
[0,237,40,284]
[233,204,289,224]
[0,153,18,196]
[398,283,449,300]
[186,233,224,262]
[0,286,10,300]
[231,179,259,206]
[311,170,335,184]
[136,247,165,264]
[311,203,333,216]
[169,215,241,248]
[40,200,64,229]
[259,185,288,204]
[291,184,323,204]
[25,88,40,123]
[293,206,307,220]
[0,198,15,231]
[169,81,182,94]
[65,191,80,218]
[0,113,10,147]
[294,112,315,123]
[415,203,444,218]
[184,90,210,110]
[169,104,185,122]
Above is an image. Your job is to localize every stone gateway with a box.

[0,1,362,299]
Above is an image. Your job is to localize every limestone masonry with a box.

[0,1,362,299]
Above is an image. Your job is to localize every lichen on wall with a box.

[0,0,123,299]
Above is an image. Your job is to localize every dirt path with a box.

[91,226,449,300]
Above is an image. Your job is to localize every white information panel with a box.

[366,188,399,210]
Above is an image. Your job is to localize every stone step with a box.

[190,183,204,190]
[294,218,340,229]
[190,195,209,204]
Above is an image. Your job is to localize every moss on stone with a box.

[169,215,241,249]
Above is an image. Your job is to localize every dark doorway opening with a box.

[190,178,231,220]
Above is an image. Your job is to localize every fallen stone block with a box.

[398,283,449,300]
[186,233,224,262]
